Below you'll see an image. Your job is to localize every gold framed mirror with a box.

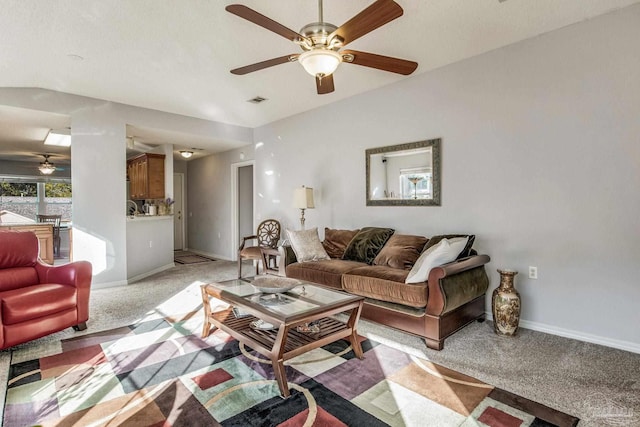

[366,138,441,206]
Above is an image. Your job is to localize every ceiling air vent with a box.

[247,96,268,104]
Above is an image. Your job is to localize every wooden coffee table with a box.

[200,278,364,397]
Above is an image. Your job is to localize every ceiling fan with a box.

[226,0,418,95]
[38,154,56,175]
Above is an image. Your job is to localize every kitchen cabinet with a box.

[127,153,165,200]
[1,224,54,264]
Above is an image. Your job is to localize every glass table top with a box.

[209,278,358,318]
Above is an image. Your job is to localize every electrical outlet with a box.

[528,266,538,279]
[149,240,153,248]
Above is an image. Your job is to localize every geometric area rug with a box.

[3,313,579,427]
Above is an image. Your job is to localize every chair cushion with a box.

[1,284,77,325]
[0,231,39,269]
[286,259,365,289]
[342,227,395,264]
[322,228,359,259]
[373,234,429,270]
[239,246,263,259]
[343,266,428,309]
[0,267,39,292]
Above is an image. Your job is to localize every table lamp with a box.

[293,186,314,229]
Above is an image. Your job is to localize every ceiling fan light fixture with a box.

[180,150,194,158]
[298,49,342,77]
[39,155,56,175]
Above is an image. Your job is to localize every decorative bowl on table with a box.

[251,276,301,294]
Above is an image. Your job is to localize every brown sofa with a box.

[281,227,490,350]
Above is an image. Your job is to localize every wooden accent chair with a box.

[238,219,281,278]
[37,214,62,257]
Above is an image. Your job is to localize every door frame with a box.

[173,172,186,251]
[230,160,255,261]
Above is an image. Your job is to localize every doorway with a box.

[231,160,254,260]
[173,173,185,250]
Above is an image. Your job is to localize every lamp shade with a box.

[293,186,315,209]
[298,50,341,77]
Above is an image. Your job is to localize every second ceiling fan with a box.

[226,0,418,95]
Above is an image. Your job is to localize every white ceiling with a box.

[1,0,638,161]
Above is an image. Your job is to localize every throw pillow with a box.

[286,228,330,263]
[322,228,360,259]
[422,234,476,259]
[373,234,429,270]
[405,237,469,284]
[342,227,395,265]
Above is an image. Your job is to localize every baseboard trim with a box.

[92,279,128,289]
[485,312,640,354]
[126,263,176,285]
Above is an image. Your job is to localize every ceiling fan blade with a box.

[315,74,335,95]
[226,5,308,43]
[330,0,403,46]
[231,54,298,75]
[342,50,417,75]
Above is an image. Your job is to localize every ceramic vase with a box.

[492,269,521,336]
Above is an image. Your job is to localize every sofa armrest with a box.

[278,245,298,275]
[426,254,490,316]
[35,260,93,322]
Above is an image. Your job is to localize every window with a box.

[0,180,72,222]
[44,182,72,220]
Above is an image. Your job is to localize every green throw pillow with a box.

[342,227,395,264]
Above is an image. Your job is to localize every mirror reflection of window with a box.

[371,147,432,200]
[400,168,432,199]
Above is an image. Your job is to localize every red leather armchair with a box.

[0,230,92,350]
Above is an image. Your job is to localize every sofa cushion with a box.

[0,267,39,292]
[343,266,428,308]
[422,234,476,259]
[342,227,395,265]
[373,234,428,270]
[322,228,359,259]
[406,237,468,284]
[286,228,330,262]
[286,259,366,289]
[1,283,77,325]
